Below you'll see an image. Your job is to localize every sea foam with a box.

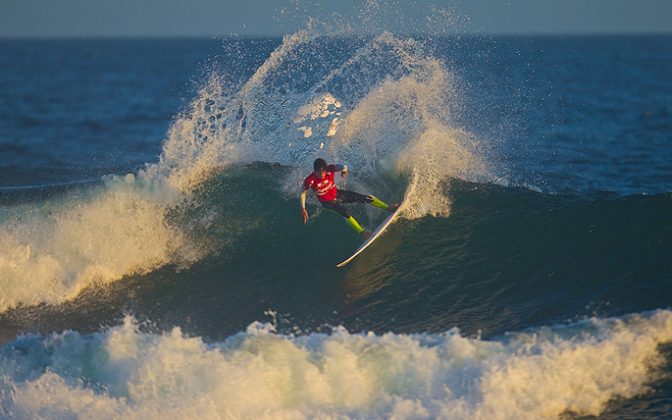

[1,310,670,419]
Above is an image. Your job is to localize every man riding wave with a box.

[300,158,398,240]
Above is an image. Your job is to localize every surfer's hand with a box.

[341,169,348,178]
[301,208,309,224]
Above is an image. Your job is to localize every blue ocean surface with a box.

[0,32,671,419]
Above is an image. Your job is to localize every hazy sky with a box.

[1,0,671,38]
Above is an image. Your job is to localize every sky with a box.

[1,0,671,38]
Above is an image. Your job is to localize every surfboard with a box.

[336,203,403,268]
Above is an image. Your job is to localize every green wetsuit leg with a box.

[345,216,364,234]
[369,196,389,210]
[321,199,365,234]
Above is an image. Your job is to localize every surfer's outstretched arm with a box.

[300,190,309,223]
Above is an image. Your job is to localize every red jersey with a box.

[303,164,343,202]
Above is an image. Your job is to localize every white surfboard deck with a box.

[336,204,403,268]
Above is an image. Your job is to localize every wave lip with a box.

[1,310,671,419]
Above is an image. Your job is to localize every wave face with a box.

[176,168,672,338]
[1,310,671,420]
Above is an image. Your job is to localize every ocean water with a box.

[0,31,671,419]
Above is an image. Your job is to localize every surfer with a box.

[301,158,398,240]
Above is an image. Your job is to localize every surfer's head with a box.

[313,158,327,174]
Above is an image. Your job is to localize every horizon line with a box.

[2,30,671,41]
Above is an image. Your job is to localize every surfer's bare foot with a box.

[387,202,400,212]
[361,230,372,241]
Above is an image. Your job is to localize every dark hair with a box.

[313,158,327,172]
